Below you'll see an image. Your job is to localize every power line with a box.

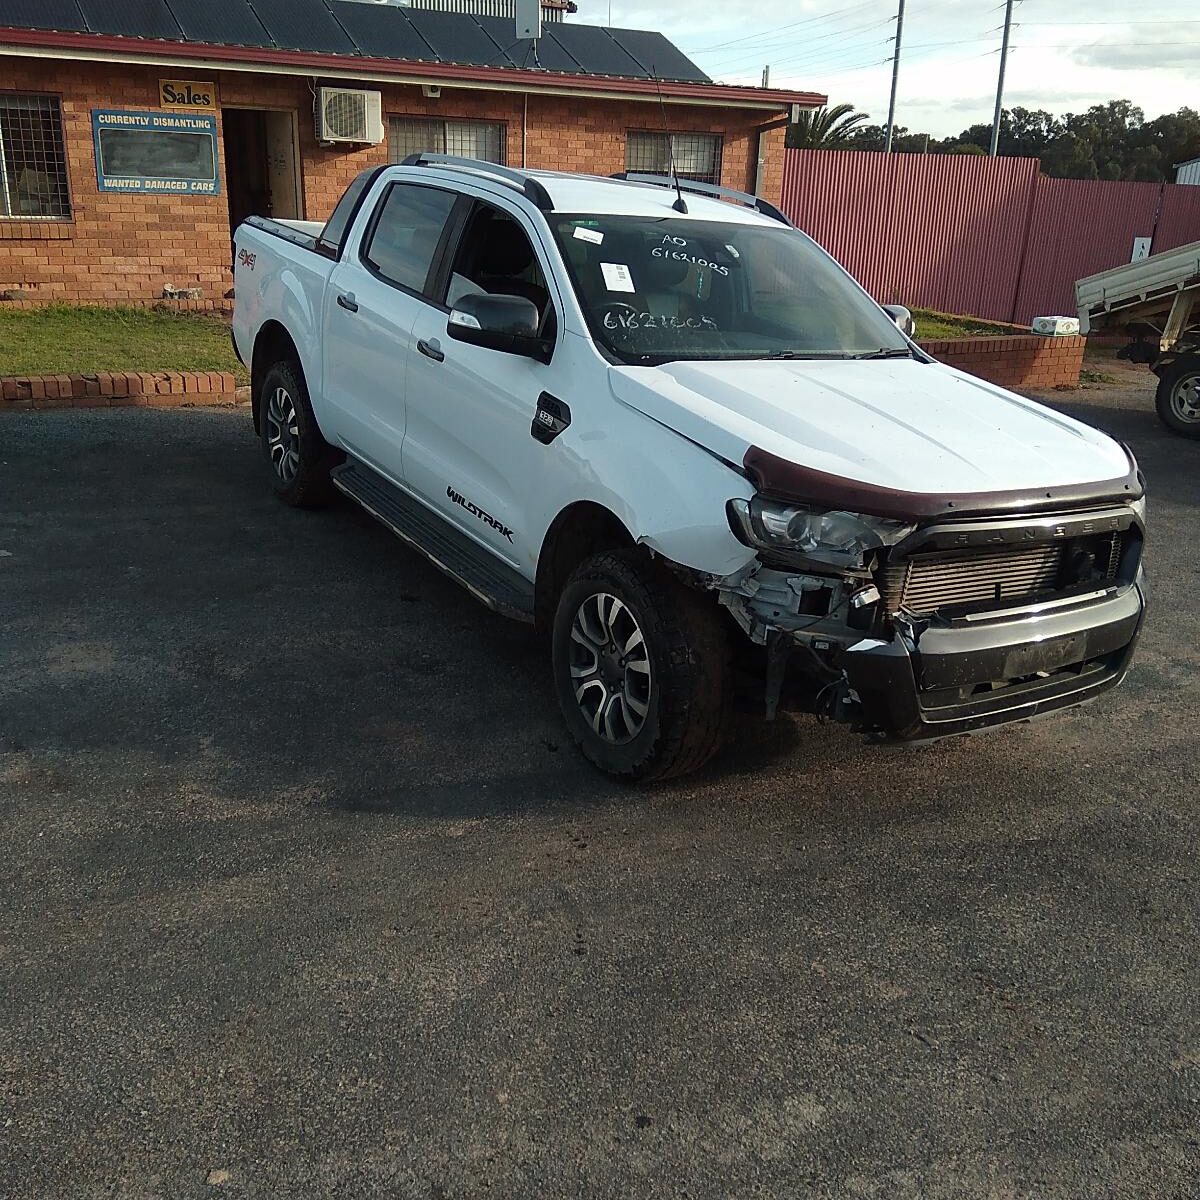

[1019,39,1200,48]
[700,16,894,74]
[679,0,880,55]
[763,40,893,76]
[1021,16,1200,25]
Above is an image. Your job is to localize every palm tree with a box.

[786,103,870,149]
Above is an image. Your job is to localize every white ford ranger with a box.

[232,156,1147,780]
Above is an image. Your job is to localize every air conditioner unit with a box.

[316,88,384,145]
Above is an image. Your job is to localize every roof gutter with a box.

[0,28,825,111]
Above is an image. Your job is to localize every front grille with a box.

[881,532,1122,616]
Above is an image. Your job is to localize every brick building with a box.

[0,0,821,306]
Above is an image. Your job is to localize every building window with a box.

[0,93,70,219]
[388,117,506,165]
[626,131,723,186]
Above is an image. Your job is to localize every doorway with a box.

[223,108,301,234]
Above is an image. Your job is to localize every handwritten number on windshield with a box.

[603,310,719,332]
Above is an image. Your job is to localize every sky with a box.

[599,0,1199,137]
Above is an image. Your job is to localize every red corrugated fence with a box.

[780,149,1200,326]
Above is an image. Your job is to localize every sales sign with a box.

[159,79,217,109]
[92,109,220,196]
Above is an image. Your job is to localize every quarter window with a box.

[362,182,457,295]
[389,117,506,165]
[626,131,722,186]
[0,93,70,219]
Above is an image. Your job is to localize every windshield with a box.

[550,214,911,365]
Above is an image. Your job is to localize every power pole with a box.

[761,65,770,88]
[990,0,1016,156]
[883,0,905,154]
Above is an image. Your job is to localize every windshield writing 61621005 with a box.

[552,215,911,366]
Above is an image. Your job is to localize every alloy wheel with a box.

[569,591,652,744]
[266,386,300,481]
[1170,372,1200,424]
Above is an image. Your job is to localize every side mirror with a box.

[447,293,550,362]
[883,304,916,339]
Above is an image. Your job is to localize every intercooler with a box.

[880,532,1123,616]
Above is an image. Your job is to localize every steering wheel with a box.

[595,301,642,337]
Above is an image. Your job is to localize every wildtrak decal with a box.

[447,486,514,543]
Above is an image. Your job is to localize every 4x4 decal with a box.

[447,486,514,543]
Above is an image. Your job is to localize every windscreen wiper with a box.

[853,347,916,360]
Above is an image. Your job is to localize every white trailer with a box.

[1077,240,1200,436]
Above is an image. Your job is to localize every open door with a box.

[223,108,301,235]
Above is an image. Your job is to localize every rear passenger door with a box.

[321,180,463,481]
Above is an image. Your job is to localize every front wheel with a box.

[1155,355,1200,438]
[551,550,731,782]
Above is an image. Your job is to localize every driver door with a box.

[402,198,565,576]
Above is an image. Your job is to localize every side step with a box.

[331,461,535,622]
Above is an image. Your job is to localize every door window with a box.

[362,182,457,295]
[443,202,552,328]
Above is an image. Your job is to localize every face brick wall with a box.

[1,58,787,305]
[919,335,1086,390]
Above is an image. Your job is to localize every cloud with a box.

[1072,42,1196,71]
[602,0,1198,136]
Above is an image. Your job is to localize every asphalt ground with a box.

[2,374,1199,1198]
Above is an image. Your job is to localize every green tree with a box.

[806,99,1200,181]
[786,103,871,149]
[1144,107,1200,178]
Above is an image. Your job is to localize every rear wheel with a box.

[259,360,336,507]
[551,550,731,782]
[1155,355,1200,438]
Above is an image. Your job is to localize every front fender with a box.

[547,404,756,579]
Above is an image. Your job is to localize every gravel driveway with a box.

[2,377,1198,1198]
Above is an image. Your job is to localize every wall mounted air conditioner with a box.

[316,88,384,145]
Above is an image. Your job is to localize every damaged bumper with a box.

[843,579,1146,740]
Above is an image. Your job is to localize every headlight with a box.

[728,496,914,569]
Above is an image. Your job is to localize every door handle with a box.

[336,292,358,313]
[417,338,445,363]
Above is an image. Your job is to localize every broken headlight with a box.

[727,496,914,569]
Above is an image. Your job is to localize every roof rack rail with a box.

[400,153,554,212]
[610,172,793,227]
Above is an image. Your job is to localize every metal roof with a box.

[0,0,711,82]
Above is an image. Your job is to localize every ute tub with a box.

[843,580,1147,740]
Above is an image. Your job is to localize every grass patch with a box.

[0,305,247,382]
[912,309,1020,340]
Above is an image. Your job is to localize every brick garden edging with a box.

[0,297,233,313]
[918,335,1086,390]
[0,370,243,410]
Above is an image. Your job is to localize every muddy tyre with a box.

[260,359,337,508]
[551,550,731,782]
[1155,355,1200,439]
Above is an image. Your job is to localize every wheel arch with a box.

[251,320,304,435]
[534,501,636,632]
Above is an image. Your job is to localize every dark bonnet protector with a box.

[742,445,1144,522]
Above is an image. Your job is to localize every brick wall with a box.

[1,59,786,305]
[919,335,1086,390]
[1,370,239,409]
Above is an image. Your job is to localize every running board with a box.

[331,461,535,622]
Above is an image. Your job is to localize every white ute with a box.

[233,156,1148,780]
